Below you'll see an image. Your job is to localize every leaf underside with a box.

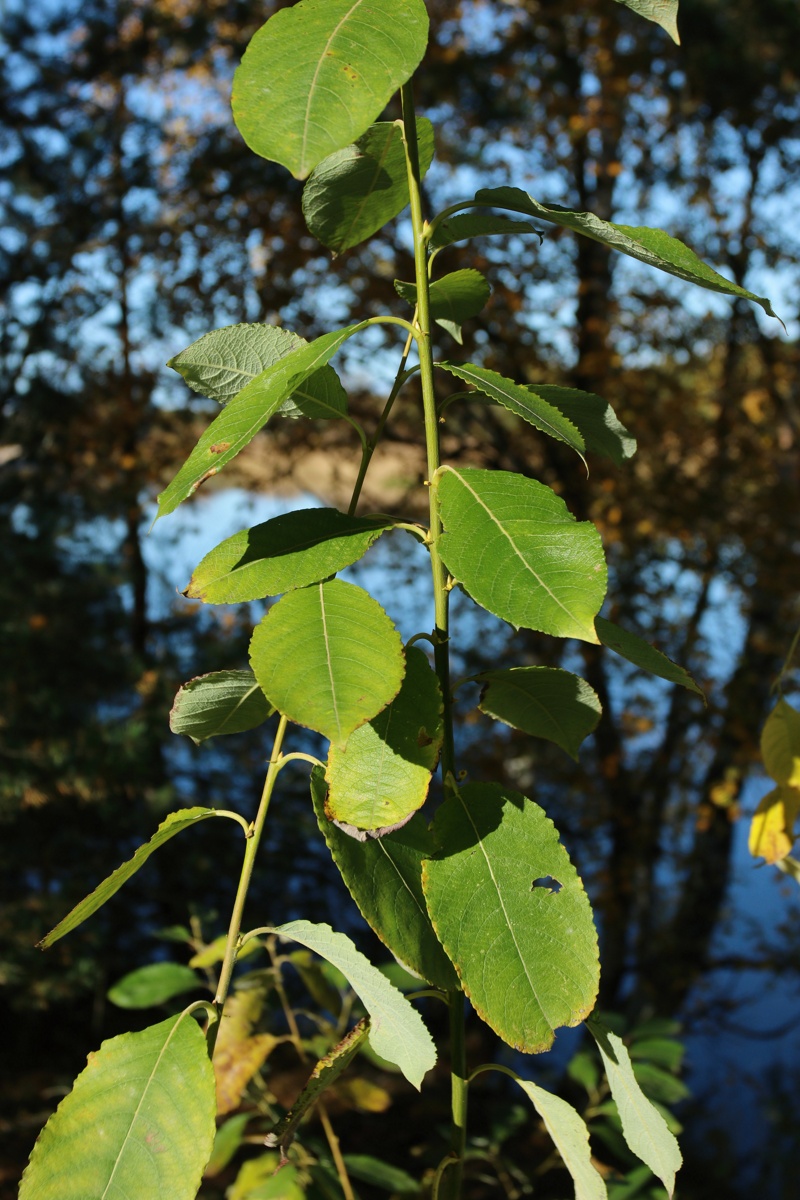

[478,666,601,760]
[170,670,273,741]
[515,1078,608,1200]
[614,0,680,43]
[595,615,704,697]
[395,270,491,343]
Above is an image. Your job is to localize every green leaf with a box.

[311,767,459,991]
[475,188,779,321]
[168,323,347,420]
[232,0,429,180]
[629,1039,685,1073]
[229,1154,304,1200]
[206,1113,251,1178]
[186,509,392,605]
[38,808,232,948]
[170,670,274,742]
[303,118,435,253]
[478,666,601,760]
[515,1077,608,1200]
[588,1019,682,1197]
[395,270,491,343]
[266,919,437,1088]
[422,783,599,1052]
[437,362,586,459]
[343,1155,420,1195]
[434,466,606,643]
[249,580,405,748]
[761,698,800,787]
[614,0,680,44]
[429,212,541,252]
[325,645,443,830]
[19,1015,216,1200]
[157,323,363,519]
[107,963,201,1009]
[595,616,705,698]
[526,384,637,465]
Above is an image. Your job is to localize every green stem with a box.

[348,327,416,516]
[209,715,289,1050]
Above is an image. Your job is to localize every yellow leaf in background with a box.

[214,985,279,1114]
[189,935,261,969]
[761,699,800,787]
[748,784,800,864]
[333,1076,392,1113]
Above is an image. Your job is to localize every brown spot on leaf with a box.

[210,442,231,454]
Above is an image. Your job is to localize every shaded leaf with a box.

[326,645,443,830]
[478,666,601,760]
[475,188,779,321]
[761,698,800,786]
[526,384,637,465]
[189,935,261,969]
[343,1155,420,1195]
[229,1153,304,1200]
[205,1113,251,1178]
[250,580,405,748]
[437,362,585,459]
[107,962,201,1009]
[19,1016,216,1200]
[435,466,606,643]
[303,118,434,253]
[267,920,437,1088]
[186,509,392,605]
[39,808,232,947]
[311,767,459,991]
[232,0,429,180]
[395,270,491,343]
[170,670,273,742]
[588,1019,682,1197]
[748,784,800,864]
[429,212,541,251]
[614,0,680,43]
[515,1077,607,1200]
[595,616,704,697]
[422,783,599,1052]
[215,986,280,1115]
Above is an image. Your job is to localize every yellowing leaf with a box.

[761,699,800,787]
[214,987,279,1114]
[334,1077,392,1113]
[748,784,800,864]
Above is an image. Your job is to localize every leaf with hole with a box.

[186,509,392,605]
[311,768,459,991]
[232,0,429,180]
[478,666,601,760]
[435,466,606,643]
[595,616,704,697]
[395,270,491,343]
[614,0,680,43]
[107,963,201,1009]
[422,783,599,1052]
[429,212,541,251]
[170,670,273,742]
[514,1077,607,1200]
[325,645,443,830]
[303,118,435,253]
[249,580,404,748]
[19,1016,216,1200]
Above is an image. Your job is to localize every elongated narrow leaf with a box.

[422,783,599,1052]
[326,646,443,830]
[343,1156,420,1196]
[232,0,429,180]
[438,362,585,458]
[749,784,800,864]
[20,1015,216,1200]
[249,580,404,748]
[475,188,779,320]
[107,963,201,1009]
[312,769,458,990]
[267,920,436,1088]
[395,270,491,343]
[157,323,363,519]
[515,1078,607,1200]
[435,466,606,643]
[761,699,800,786]
[588,1019,682,1197]
[187,509,392,605]
[170,670,273,742]
[595,616,704,697]
[478,667,601,760]
[39,808,233,947]
[526,384,636,465]
[303,119,435,253]
[614,0,680,43]
[429,212,541,252]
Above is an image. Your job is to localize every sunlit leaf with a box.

[39,808,234,947]
[186,509,392,605]
[311,768,459,991]
[170,670,273,742]
[249,580,404,748]
[232,0,429,180]
[595,616,705,697]
[325,645,443,829]
[475,188,779,321]
[478,666,601,760]
[435,466,606,643]
[189,935,261,969]
[614,0,680,43]
[395,270,491,343]
[761,698,800,787]
[588,1019,682,1197]
[429,212,541,251]
[266,920,437,1088]
[423,783,599,1052]
[515,1077,608,1200]
[526,384,637,465]
[19,1016,216,1200]
[748,784,800,864]
[107,962,201,1009]
[228,1153,304,1200]
[303,119,434,253]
